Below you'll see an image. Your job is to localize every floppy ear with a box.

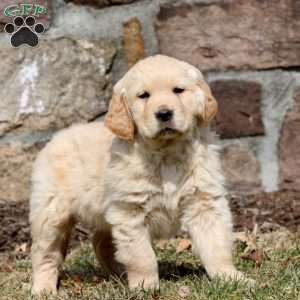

[197,80,218,125]
[104,91,135,141]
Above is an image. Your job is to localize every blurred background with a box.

[0,0,299,254]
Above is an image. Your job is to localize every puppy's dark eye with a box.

[138,91,150,99]
[173,87,185,94]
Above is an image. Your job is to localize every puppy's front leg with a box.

[107,204,159,289]
[183,193,244,281]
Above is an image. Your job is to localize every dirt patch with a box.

[231,190,300,232]
[0,199,29,253]
[1,190,300,255]
[0,199,87,255]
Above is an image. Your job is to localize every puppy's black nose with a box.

[155,109,173,122]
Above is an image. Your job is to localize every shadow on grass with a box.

[61,259,206,285]
[159,261,206,281]
[61,262,106,283]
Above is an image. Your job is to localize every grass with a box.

[0,232,299,300]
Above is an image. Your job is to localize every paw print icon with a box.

[4,16,45,48]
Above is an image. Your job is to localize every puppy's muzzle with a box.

[155,108,173,122]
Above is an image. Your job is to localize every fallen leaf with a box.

[0,261,14,273]
[156,239,169,250]
[235,224,259,253]
[259,282,270,289]
[242,248,265,266]
[177,285,190,298]
[176,239,191,253]
[73,275,82,284]
[14,242,28,254]
[93,276,104,284]
[13,242,29,259]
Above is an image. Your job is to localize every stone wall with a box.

[0,0,299,202]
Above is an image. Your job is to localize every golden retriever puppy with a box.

[30,55,247,295]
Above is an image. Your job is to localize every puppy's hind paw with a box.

[231,271,256,285]
[226,271,256,287]
[31,283,58,297]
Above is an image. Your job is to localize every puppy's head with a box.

[105,55,217,142]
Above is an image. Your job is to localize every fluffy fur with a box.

[30,55,246,295]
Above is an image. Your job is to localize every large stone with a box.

[0,0,51,30]
[0,38,115,137]
[0,132,52,202]
[156,0,300,71]
[210,80,264,139]
[279,89,300,191]
[222,143,262,194]
[65,0,138,8]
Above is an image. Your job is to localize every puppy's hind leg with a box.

[30,194,73,296]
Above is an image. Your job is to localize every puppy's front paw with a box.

[239,275,256,287]
[128,272,159,290]
[211,269,255,286]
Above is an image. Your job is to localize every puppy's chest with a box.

[161,164,182,200]
[140,163,191,238]
[146,163,187,217]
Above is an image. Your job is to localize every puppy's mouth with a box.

[157,127,180,138]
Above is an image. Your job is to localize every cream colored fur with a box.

[30,55,247,295]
